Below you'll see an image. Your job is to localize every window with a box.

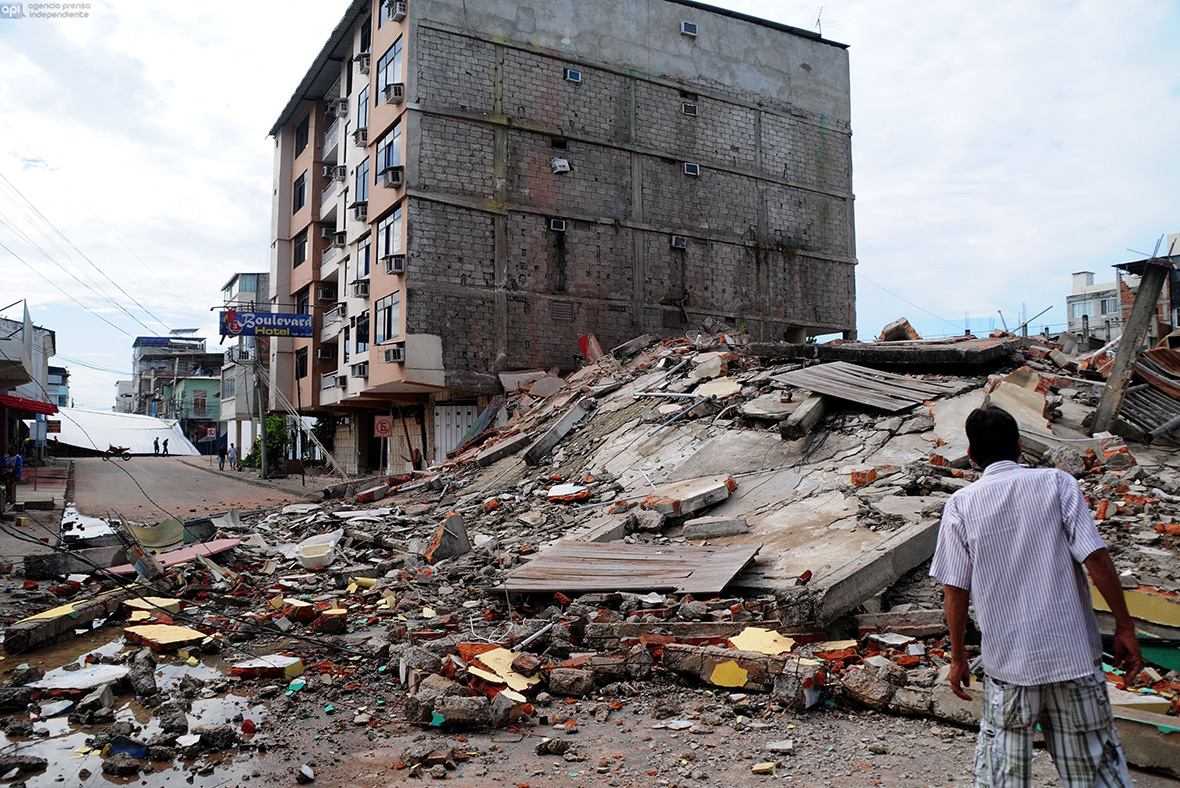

[293,230,308,267]
[355,311,370,353]
[296,287,310,316]
[356,158,370,202]
[192,390,207,418]
[375,292,401,344]
[376,38,403,95]
[360,16,371,51]
[295,116,309,155]
[357,87,369,130]
[343,327,350,362]
[223,377,236,399]
[358,235,371,277]
[293,170,308,212]
[1101,297,1117,315]
[295,347,308,379]
[377,207,402,258]
[239,273,258,292]
[377,123,401,173]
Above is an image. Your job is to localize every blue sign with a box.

[220,309,313,338]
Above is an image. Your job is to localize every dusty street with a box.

[72,457,309,523]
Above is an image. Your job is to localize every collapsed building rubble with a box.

[3,321,1180,780]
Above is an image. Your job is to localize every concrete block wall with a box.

[761,112,852,194]
[506,214,634,301]
[507,292,637,370]
[414,28,495,113]
[506,132,633,219]
[634,81,759,170]
[406,201,495,288]
[501,49,633,141]
[417,115,496,199]
[405,283,499,389]
[640,158,759,238]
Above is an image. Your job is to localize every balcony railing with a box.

[323,119,340,157]
[322,177,339,202]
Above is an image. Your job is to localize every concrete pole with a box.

[1092,261,1171,434]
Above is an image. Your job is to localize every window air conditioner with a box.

[681,21,698,37]
[355,53,370,74]
[683,162,701,176]
[671,235,688,249]
[320,226,336,239]
[329,98,348,117]
[332,231,348,247]
[387,0,406,22]
[335,375,347,388]
[380,165,404,188]
[351,362,369,378]
[383,254,406,275]
[353,201,368,222]
[681,102,698,117]
[383,82,404,105]
[563,68,581,83]
[350,281,370,298]
[316,347,336,360]
[549,218,566,232]
[384,345,405,363]
[316,286,336,301]
[353,128,368,145]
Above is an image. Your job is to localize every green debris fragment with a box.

[430,711,445,727]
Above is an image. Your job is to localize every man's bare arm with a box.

[943,584,972,700]
[1083,547,1143,686]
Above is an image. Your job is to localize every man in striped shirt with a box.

[930,406,1143,787]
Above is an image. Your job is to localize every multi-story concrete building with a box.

[268,0,856,474]
[47,366,70,409]
[1067,271,1121,341]
[219,273,271,455]
[131,332,224,419]
[0,311,57,450]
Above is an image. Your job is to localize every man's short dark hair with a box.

[965,406,1020,468]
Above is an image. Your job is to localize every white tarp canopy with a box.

[38,408,200,456]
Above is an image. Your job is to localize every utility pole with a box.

[1092,259,1172,434]
[254,358,268,479]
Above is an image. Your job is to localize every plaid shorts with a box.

[975,666,1133,788]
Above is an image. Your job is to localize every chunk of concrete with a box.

[839,668,894,710]
[432,696,490,728]
[780,394,825,440]
[877,317,922,342]
[739,393,797,423]
[548,669,596,698]
[682,516,748,540]
[524,399,591,466]
[78,683,115,713]
[641,476,736,518]
[474,432,531,467]
[611,334,658,359]
[425,513,471,565]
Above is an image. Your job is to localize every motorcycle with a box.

[102,444,132,461]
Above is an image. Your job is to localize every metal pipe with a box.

[638,358,689,393]
[647,396,706,436]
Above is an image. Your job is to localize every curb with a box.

[178,457,326,500]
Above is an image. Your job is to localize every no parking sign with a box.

[374,416,394,438]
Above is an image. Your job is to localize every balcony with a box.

[323,118,341,163]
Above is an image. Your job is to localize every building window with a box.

[356,311,370,353]
[343,326,350,362]
[359,235,371,277]
[295,347,308,379]
[295,116,309,155]
[357,87,369,130]
[296,287,310,316]
[1101,297,1117,315]
[377,122,401,172]
[376,38,403,95]
[293,170,308,212]
[375,292,401,344]
[360,16,371,51]
[293,229,308,267]
[192,390,207,418]
[223,377,236,399]
[377,207,402,258]
[239,273,257,293]
[356,158,370,202]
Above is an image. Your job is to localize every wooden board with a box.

[101,538,241,576]
[501,542,761,595]
[772,361,955,412]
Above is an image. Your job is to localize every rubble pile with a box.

[3,323,1180,781]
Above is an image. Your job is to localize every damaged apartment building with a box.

[267,0,856,474]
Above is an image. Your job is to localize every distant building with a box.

[47,366,70,408]
[1067,271,1121,341]
[219,272,271,455]
[131,331,224,452]
[1112,232,1180,348]
[0,309,58,451]
[114,380,135,413]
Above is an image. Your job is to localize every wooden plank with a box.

[772,362,951,412]
[502,543,762,595]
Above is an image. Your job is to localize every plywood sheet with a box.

[772,361,955,412]
[502,542,761,595]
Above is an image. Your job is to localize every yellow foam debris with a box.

[729,627,795,656]
[125,624,206,649]
[473,647,542,693]
[708,660,749,688]
[752,762,777,775]
[467,665,504,684]
[352,577,377,588]
[283,598,312,608]
[812,639,858,651]
[129,611,151,622]
[124,597,181,614]
[20,601,80,623]
[1091,584,1180,628]
[422,607,437,619]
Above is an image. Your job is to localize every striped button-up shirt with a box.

[930,460,1107,686]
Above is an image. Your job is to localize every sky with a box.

[1,0,1177,409]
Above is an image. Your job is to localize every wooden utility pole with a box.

[1092,260,1172,434]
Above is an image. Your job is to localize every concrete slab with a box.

[683,516,749,540]
[931,390,985,467]
[641,475,736,518]
[524,399,591,466]
[739,393,798,423]
[474,432,532,467]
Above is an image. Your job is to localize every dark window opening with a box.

[295,116,309,155]
[295,347,308,379]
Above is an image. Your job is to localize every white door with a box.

[434,402,480,464]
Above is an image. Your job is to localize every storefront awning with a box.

[0,393,58,415]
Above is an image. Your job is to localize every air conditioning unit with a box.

[334,375,348,388]
[355,52,370,74]
[320,226,336,240]
[322,165,346,180]
[351,362,369,378]
[380,165,404,188]
[681,102,698,117]
[387,0,406,22]
[317,347,336,360]
[671,235,688,249]
[353,127,368,145]
[563,68,581,84]
[383,254,406,275]
[353,201,368,222]
[684,162,701,176]
[549,218,566,232]
[316,286,337,301]
[350,281,370,298]
[383,82,404,105]
[681,21,698,37]
[326,303,347,322]
[328,98,348,117]
[551,158,571,174]
[384,344,406,364]
[332,231,348,247]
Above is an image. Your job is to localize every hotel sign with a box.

[220,309,312,338]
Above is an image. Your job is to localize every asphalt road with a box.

[74,456,306,523]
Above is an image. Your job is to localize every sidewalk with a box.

[0,457,71,567]
[175,455,330,499]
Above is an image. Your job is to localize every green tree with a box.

[240,413,290,475]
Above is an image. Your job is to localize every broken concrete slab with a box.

[695,377,742,399]
[124,624,207,652]
[877,318,922,343]
[749,337,1015,368]
[30,664,130,693]
[739,392,799,423]
[682,516,749,540]
[24,545,124,579]
[4,585,146,654]
[524,399,592,466]
[1114,708,1180,778]
[425,513,471,565]
[780,394,825,440]
[474,432,532,467]
[611,333,659,359]
[854,609,948,638]
[641,475,737,518]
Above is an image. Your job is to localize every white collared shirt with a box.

[930,460,1107,685]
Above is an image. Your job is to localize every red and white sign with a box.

[374,416,394,438]
[204,427,217,439]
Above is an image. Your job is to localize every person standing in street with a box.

[217,441,227,471]
[931,405,1142,788]
[153,437,160,456]
[228,443,238,471]
[162,438,169,457]
[1,446,22,508]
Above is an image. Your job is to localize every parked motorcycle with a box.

[102,444,132,461]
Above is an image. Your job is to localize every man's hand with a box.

[1111,624,1144,687]
[948,655,972,700]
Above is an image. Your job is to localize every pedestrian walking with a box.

[162,438,169,457]
[217,442,227,471]
[931,406,1142,788]
[1,446,22,508]
[153,437,160,456]
[228,443,238,471]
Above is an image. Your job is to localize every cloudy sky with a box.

[1,0,1177,408]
